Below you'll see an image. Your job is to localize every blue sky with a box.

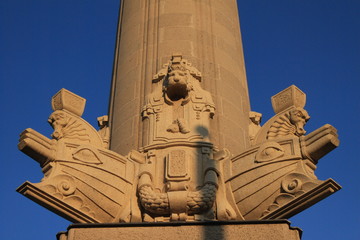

[0,1,359,239]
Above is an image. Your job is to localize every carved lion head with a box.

[289,108,310,136]
[48,111,69,139]
[163,68,193,101]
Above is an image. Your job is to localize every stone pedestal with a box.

[57,221,301,240]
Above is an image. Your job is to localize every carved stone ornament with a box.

[18,63,340,224]
[142,54,215,150]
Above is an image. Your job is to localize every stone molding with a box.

[57,220,302,240]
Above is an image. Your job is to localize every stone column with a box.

[108,0,250,155]
[17,0,341,231]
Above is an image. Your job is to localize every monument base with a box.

[57,220,302,240]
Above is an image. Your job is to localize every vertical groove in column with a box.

[208,0,222,149]
[138,0,149,149]
[156,0,161,72]
[108,0,125,150]
[152,0,159,82]
[140,0,161,148]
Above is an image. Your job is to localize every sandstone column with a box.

[108,0,250,155]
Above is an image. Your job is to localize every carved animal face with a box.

[165,69,190,101]
[48,111,68,139]
[289,108,310,136]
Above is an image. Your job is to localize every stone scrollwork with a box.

[55,175,77,196]
[260,172,320,218]
[280,173,318,195]
[38,174,96,219]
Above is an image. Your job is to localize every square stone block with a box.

[57,221,302,240]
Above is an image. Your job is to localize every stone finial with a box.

[51,88,86,117]
[271,85,306,114]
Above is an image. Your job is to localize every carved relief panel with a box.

[137,55,233,221]
[142,54,215,150]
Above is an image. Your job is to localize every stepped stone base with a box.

[57,220,302,240]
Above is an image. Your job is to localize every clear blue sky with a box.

[0,1,359,239]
